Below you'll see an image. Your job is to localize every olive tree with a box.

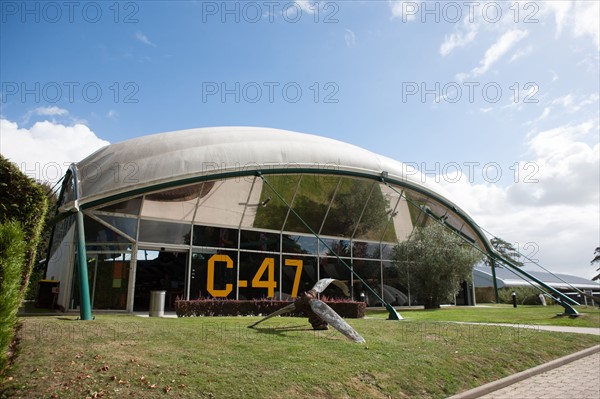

[392,222,482,309]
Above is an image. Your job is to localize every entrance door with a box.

[134,249,188,311]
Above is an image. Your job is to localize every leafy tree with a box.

[392,222,482,309]
[484,237,524,267]
[592,247,600,281]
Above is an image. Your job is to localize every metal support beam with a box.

[492,253,579,316]
[490,258,499,304]
[259,173,402,321]
[76,210,92,320]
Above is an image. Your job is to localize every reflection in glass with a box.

[382,261,410,306]
[352,241,381,260]
[84,216,131,244]
[239,230,280,252]
[71,254,130,310]
[319,238,351,258]
[193,225,238,248]
[253,175,301,231]
[284,175,340,234]
[138,220,191,245]
[353,259,382,305]
[134,250,187,310]
[98,197,142,215]
[281,235,317,255]
[96,214,138,239]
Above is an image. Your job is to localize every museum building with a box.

[46,127,488,312]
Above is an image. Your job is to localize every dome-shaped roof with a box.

[74,126,448,207]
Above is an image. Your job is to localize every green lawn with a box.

[368,305,600,328]
[2,307,599,399]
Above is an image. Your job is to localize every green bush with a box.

[0,156,48,297]
[497,286,552,305]
[0,221,26,372]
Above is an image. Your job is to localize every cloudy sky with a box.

[1,1,598,278]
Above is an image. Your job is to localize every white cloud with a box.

[440,20,478,56]
[436,120,599,278]
[344,29,356,48]
[106,109,119,120]
[0,118,109,185]
[23,106,69,124]
[471,29,529,76]
[294,0,316,14]
[135,32,156,47]
[509,45,533,62]
[544,1,599,48]
[388,1,416,21]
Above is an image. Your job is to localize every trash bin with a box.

[149,290,166,317]
[37,280,59,308]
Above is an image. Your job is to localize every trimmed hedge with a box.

[175,298,366,319]
[0,221,26,372]
[0,155,48,297]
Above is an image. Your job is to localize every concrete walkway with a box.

[451,321,600,336]
[449,341,600,399]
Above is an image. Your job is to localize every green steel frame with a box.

[54,165,579,318]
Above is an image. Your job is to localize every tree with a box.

[392,222,482,309]
[592,247,600,281]
[484,237,524,267]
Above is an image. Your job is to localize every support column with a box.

[76,211,92,320]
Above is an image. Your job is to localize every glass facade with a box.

[57,174,482,311]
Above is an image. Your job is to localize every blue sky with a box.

[1,1,599,278]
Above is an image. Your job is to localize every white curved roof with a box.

[74,126,451,207]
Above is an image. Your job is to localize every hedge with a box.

[175,297,366,319]
[0,155,48,297]
[0,221,26,372]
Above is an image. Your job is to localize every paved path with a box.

[478,351,600,398]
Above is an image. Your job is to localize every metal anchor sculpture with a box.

[248,279,366,343]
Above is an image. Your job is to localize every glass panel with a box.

[141,197,198,222]
[98,197,142,215]
[190,249,237,300]
[353,183,393,241]
[86,243,132,252]
[91,254,130,310]
[320,177,374,237]
[281,256,318,299]
[239,230,280,252]
[138,220,191,245]
[195,179,253,228]
[192,225,238,249]
[353,259,382,305]
[96,215,137,239]
[319,238,351,258]
[84,216,131,244]
[352,241,381,260]
[382,260,410,305]
[134,250,188,310]
[319,254,351,292]
[281,234,317,255]
[238,252,279,300]
[146,183,206,202]
[253,175,301,231]
[49,214,75,259]
[284,175,340,234]
[380,244,394,261]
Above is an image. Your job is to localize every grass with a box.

[368,305,600,328]
[1,306,599,399]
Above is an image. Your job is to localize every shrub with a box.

[175,298,366,319]
[0,156,48,298]
[0,221,26,372]
[497,286,552,305]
